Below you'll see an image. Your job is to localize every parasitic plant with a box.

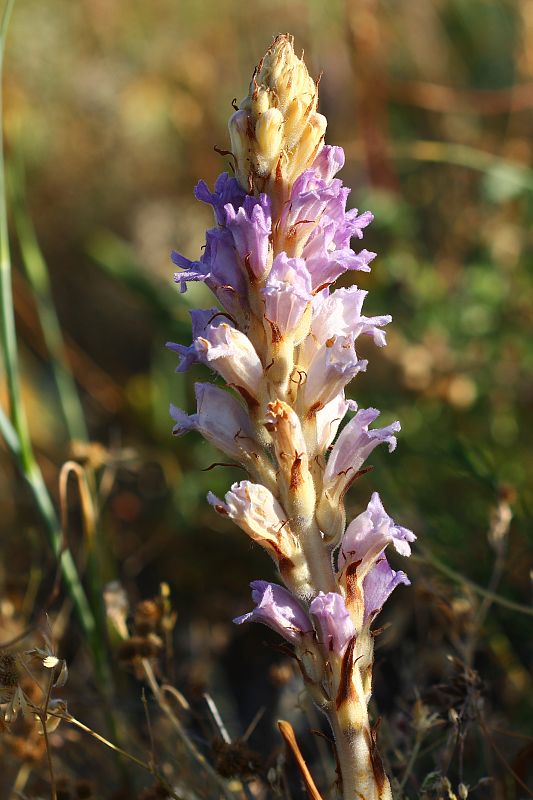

[168,34,415,800]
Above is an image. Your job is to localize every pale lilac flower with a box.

[287,169,372,250]
[224,194,272,280]
[324,409,400,502]
[207,480,291,549]
[193,322,263,402]
[299,287,391,373]
[280,145,375,292]
[234,581,312,642]
[284,174,350,239]
[309,591,355,655]
[301,221,376,291]
[261,253,313,335]
[308,144,345,185]
[170,382,257,461]
[310,287,391,349]
[339,492,416,576]
[363,555,410,622]
[194,172,246,226]
[303,335,367,412]
[315,395,357,453]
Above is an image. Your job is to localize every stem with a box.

[329,711,392,800]
[327,648,392,800]
[40,670,57,800]
[298,517,337,595]
[413,548,533,617]
[398,733,422,793]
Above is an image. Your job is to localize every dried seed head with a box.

[0,652,20,701]
[229,34,325,204]
[488,495,512,551]
[103,580,130,640]
[118,634,162,665]
[211,736,262,779]
[412,697,441,735]
[134,599,163,635]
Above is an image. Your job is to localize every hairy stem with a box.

[297,517,337,595]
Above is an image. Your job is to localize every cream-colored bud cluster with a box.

[228,34,326,199]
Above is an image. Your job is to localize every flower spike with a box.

[169,34,413,800]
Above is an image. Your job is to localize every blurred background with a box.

[0,0,532,798]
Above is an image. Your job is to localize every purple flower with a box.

[172,227,248,317]
[166,307,225,372]
[363,555,410,622]
[225,194,272,280]
[276,152,375,291]
[261,253,313,335]
[234,581,312,642]
[339,492,416,576]
[170,382,258,461]
[324,409,400,503]
[309,591,355,655]
[194,172,246,226]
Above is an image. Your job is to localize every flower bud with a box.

[287,114,327,185]
[228,34,326,200]
[265,400,316,521]
[208,481,311,594]
[228,109,251,189]
[254,107,284,176]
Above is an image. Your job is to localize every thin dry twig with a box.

[142,658,236,800]
[278,720,325,800]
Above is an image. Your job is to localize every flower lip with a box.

[194,172,246,226]
[170,382,258,462]
[224,194,272,280]
[323,409,400,502]
[363,555,410,622]
[338,491,416,575]
[234,580,312,643]
[261,252,313,335]
[309,591,355,656]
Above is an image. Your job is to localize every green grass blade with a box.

[10,158,88,442]
[0,0,107,685]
